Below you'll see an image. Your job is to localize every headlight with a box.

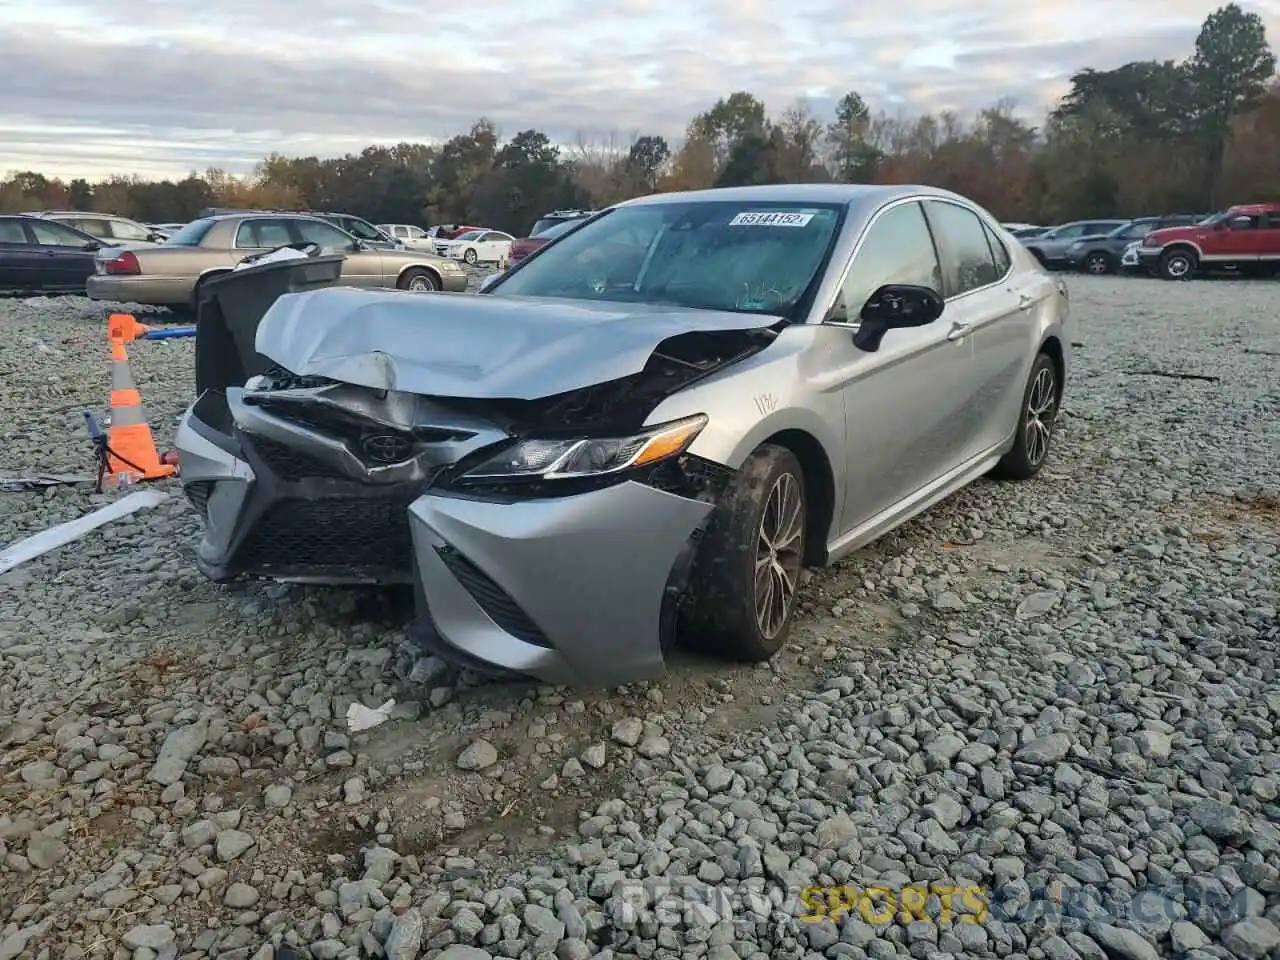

[460,414,708,482]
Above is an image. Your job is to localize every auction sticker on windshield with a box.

[729,211,814,227]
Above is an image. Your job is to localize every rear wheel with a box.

[991,352,1059,482]
[681,445,807,663]
[1158,247,1197,281]
[398,268,439,292]
[1083,251,1112,275]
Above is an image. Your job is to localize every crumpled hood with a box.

[254,287,780,399]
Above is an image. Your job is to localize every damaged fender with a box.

[253,286,782,400]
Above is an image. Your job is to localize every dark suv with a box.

[1063,215,1207,274]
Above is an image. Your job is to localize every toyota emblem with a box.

[361,434,412,463]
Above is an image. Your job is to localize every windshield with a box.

[165,218,217,246]
[492,201,844,316]
[453,230,483,241]
[1198,210,1235,226]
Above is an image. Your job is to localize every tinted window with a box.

[831,201,941,323]
[1114,221,1155,239]
[494,201,843,318]
[1230,215,1262,229]
[926,201,1000,295]
[455,230,483,242]
[983,223,1011,276]
[30,220,90,246]
[67,218,110,238]
[236,218,292,248]
[483,232,507,242]
[341,217,382,241]
[293,219,354,249]
[0,220,28,243]
[1047,224,1086,239]
[109,218,151,241]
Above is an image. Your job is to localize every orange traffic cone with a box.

[103,329,176,487]
[107,312,153,346]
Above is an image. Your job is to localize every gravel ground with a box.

[1,275,1277,960]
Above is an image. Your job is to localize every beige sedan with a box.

[86,212,469,307]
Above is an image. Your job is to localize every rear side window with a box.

[925,200,1001,296]
[0,220,27,243]
[236,218,292,248]
[983,223,1011,276]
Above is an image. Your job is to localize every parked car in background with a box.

[441,229,516,265]
[506,217,585,267]
[0,214,103,295]
[1063,215,1206,274]
[197,209,401,249]
[1137,203,1280,280]
[87,212,467,308]
[174,183,1070,687]
[1021,219,1130,268]
[150,222,187,235]
[430,225,485,246]
[529,209,596,237]
[29,211,168,248]
[1009,226,1052,239]
[377,224,435,250]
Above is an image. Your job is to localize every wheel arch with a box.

[397,262,443,287]
[1038,335,1065,403]
[756,428,836,567]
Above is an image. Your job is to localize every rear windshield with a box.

[165,218,217,246]
[493,201,844,319]
[530,217,571,236]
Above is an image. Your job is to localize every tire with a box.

[991,352,1059,482]
[398,268,439,292]
[1158,247,1197,281]
[463,248,478,265]
[681,445,807,663]
[1083,251,1112,275]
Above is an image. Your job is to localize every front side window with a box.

[1046,224,1085,240]
[830,201,941,323]
[1229,214,1261,230]
[293,219,354,249]
[493,201,843,318]
[109,218,151,241]
[342,218,382,241]
[30,220,90,246]
[925,201,1001,296]
[407,226,425,238]
[1115,221,1155,239]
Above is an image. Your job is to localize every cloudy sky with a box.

[2,0,1277,181]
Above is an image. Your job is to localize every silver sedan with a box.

[175,183,1070,687]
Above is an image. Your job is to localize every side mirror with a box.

[478,273,500,293]
[351,239,369,252]
[82,240,101,252]
[852,284,944,353]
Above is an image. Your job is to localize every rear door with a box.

[0,219,35,289]
[923,199,1033,464]
[26,219,97,291]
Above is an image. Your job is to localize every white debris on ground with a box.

[0,274,1277,960]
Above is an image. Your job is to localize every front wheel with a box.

[681,445,807,663]
[1083,252,1112,275]
[398,268,439,292]
[463,248,478,265]
[991,352,1059,482]
[1158,248,1196,281]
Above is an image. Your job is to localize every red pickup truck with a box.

[1137,203,1280,279]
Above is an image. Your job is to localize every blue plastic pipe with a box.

[142,327,197,340]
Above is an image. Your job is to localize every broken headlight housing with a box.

[459,414,708,482]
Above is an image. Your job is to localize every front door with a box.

[921,199,1035,462]
[27,219,97,291]
[819,199,975,537]
[289,218,383,287]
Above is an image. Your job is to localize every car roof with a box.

[617,183,992,219]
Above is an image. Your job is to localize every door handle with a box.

[946,319,970,342]
[1018,294,1034,311]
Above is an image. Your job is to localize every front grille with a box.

[185,481,213,522]
[236,497,414,572]
[435,546,551,648]
[249,435,347,480]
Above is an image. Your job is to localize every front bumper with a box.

[1136,249,1162,271]
[176,392,717,685]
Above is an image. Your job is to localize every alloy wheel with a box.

[407,275,434,291]
[1086,254,1108,275]
[1024,366,1057,467]
[1166,255,1192,279]
[753,472,804,640]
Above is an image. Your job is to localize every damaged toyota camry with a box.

[176,184,1070,687]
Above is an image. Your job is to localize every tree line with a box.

[1,4,1275,237]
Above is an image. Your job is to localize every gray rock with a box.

[1087,922,1158,960]
[610,717,643,746]
[148,720,208,785]
[1015,733,1071,764]
[215,829,255,861]
[385,909,424,960]
[122,925,175,950]
[457,739,498,771]
[224,882,259,908]
[1221,917,1280,959]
